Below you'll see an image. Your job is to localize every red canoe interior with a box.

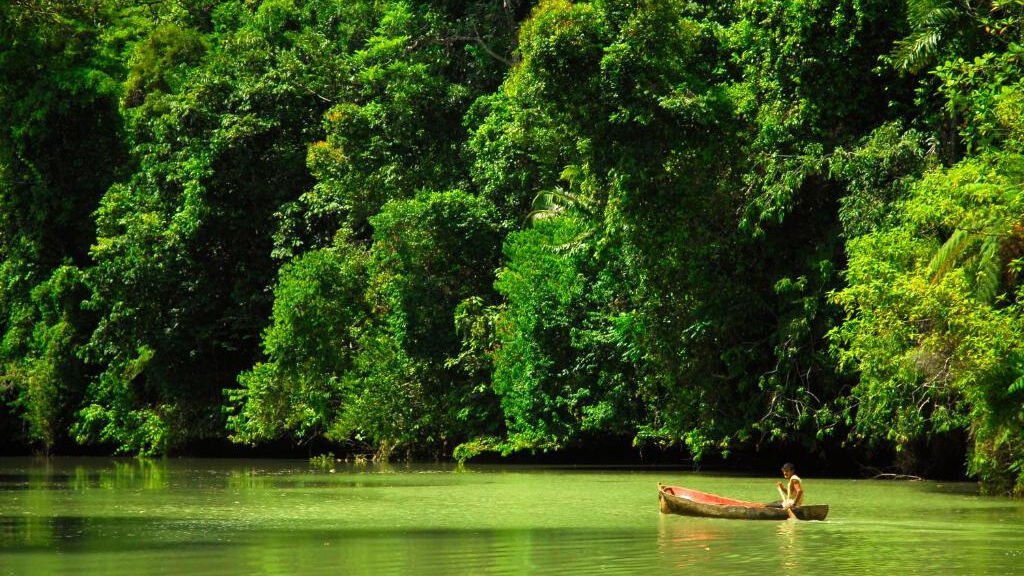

[660,485,765,508]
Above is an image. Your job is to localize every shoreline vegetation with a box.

[3,0,1024,495]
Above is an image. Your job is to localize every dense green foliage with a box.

[3,0,1024,492]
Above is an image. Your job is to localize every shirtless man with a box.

[774,462,804,509]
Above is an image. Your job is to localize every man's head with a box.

[781,462,796,478]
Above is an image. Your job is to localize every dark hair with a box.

[781,462,795,471]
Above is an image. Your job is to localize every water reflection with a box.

[656,515,725,569]
[657,514,726,546]
[775,518,800,571]
[67,459,169,491]
[656,511,820,574]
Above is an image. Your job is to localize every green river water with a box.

[1,458,1023,575]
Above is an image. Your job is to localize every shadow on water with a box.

[0,514,653,554]
[0,515,239,554]
[0,461,465,492]
[0,474,70,491]
[919,481,982,495]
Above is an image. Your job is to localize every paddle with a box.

[776,484,797,520]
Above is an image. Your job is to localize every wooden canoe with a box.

[658,483,829,521]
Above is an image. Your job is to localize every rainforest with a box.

[3,0,1024,494]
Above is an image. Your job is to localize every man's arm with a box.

[776,483,788,505]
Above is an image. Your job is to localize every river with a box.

[1,458,1022,575]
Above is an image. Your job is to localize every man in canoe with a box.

[771,462,803,509]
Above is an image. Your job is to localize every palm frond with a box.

[892,0,963,73]
[524,187,594,225]
[525,191,565,224]
[893,29,945,72]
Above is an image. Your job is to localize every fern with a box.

[927,228,971,282]
[927,214,1010,303]
[974,235,1002,303]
